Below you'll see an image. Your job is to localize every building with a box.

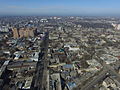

[19,28,24,38]
[12,28,19,39]
[12,28,35,39]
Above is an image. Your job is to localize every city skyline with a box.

[0,0,120,16]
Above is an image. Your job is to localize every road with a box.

[75,55,120,90]
[96,56,120,82]
[31,32,49,90]
[80,69,107,90]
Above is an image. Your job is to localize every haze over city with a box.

[0,0,120,16]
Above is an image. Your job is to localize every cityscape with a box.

[0,0,120,90]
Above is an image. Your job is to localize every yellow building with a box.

[12,28,19,39]
[12,27,35,39]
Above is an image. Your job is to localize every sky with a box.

[0,0,120,16]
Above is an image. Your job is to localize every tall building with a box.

[12,27,35,39]
[12,28,19,39]
[29,28,34,37]
[19,28,24,38]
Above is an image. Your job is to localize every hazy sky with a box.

[0,0,120,16]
